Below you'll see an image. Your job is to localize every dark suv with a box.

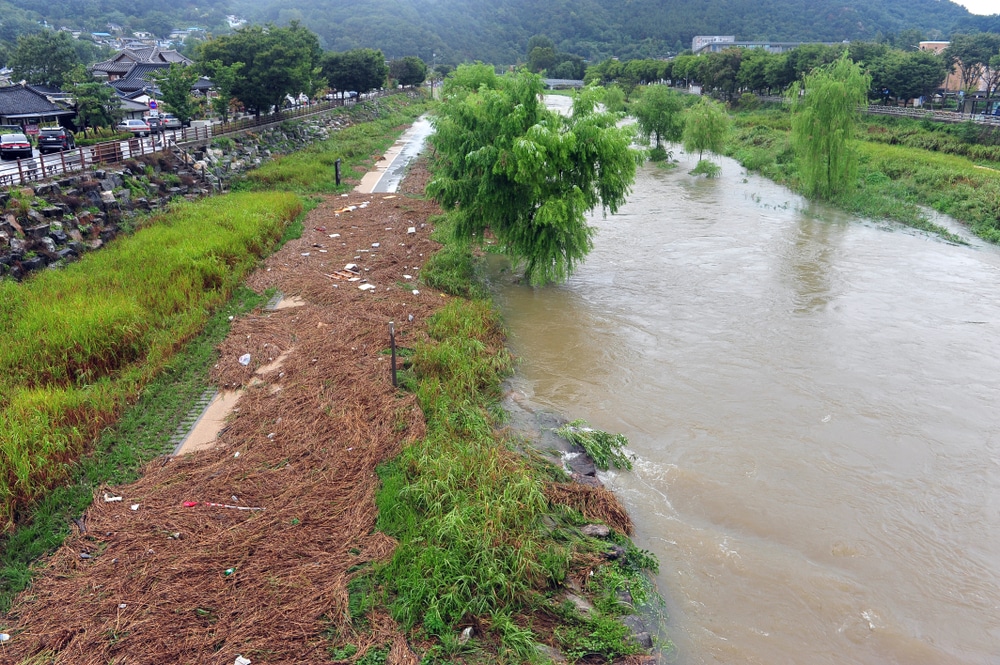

[37,127,76,154]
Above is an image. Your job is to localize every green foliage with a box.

[239,97,428,193]
[0,285,269,612]
[201,60,244,122]
[0,192,302,530]
[8,30,80,87]
[389,55,428,87]
[554,420,634,471]
[790,53,871,199]
[689,159,722,177]
[198,22,323,116]
[151,63,199,124]
[682,97,730,161]
[321,48,389,95]
[556,614,640,662]
[66,65,122,131]
[632,84,686,149]
[427,66,640,285]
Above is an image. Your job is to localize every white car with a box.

[117,119,150,136]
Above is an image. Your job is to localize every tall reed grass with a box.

[0,192,302,528]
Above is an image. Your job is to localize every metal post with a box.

[389,321,397,387]
[335,158,342,186]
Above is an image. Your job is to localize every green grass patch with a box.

[0,285,269,611]
[0,192,302,530]
[726,109,1000,243]
[366,218,661,661]
[236,97,432,194]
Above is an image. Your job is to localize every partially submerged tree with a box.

[427,65,640,286]
[789,53,871,199]
[632,84,686,157]
[682,97,730,161]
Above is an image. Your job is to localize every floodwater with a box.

[496,116,1000,662]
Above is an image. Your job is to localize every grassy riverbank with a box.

[725,108,1000,243]
[0,96,429,609]
[1,94,662,664]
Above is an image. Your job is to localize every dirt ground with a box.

[1,166,445,664]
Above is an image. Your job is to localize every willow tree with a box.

[427,65,640,285]
[682,97,730,161]
[789,53,871,199]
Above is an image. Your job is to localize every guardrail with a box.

[756,94,1000,126]
[0,93,377,189]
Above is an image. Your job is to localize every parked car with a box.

[117,119,150,136]
[160,113,184,129]
[146,116,164,133]
[0,133,33,160]
[37,127,76,153]
[0,124,23,137]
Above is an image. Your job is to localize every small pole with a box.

[335,158,342,186]
[389,321,397,387]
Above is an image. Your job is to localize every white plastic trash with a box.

[238,354,251,366]
[359,284,376,291]
[235,657,252,665]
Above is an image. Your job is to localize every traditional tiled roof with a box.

[109,63,171,93]
[0,83,74,119]
[92,47,192,76]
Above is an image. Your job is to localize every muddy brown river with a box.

[496,133,1000,663]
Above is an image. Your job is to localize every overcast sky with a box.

[950,0,997,15]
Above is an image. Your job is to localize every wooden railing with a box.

[0,93,379,189]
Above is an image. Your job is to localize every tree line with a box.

[2,22,431,133]
[585,34,1000,106]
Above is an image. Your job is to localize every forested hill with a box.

[232,0,999,63]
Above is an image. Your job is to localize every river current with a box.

[496,104,1000,664]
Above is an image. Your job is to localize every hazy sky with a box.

[951,0,997,15]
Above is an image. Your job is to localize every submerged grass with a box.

[727,109,1000,243]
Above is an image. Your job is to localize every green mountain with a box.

[1,0,997,66]
[231,0,999,64]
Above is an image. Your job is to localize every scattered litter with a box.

[169,532,181,539]
[359,202,369,209]
[371,242,380,248]
[383,195,397,199]
[385,227,392,231]
[344,263,360,273]
[0,633,10,643]
[130,504,139,511]
[301,252,310,257]
[228,315,234,321]
[183,501,264,511]
[267,433,276,440]
[235,656,252,665]
[407,227,416,234]
[359,284,377,291]
[314,226,326,232]
[239,354,251,366]
[408,314,414,322]
[340,193,348,197]
[224,568,236,577]
[319,249,327,253]
[412,290,420,295]
[821,415,831,423]
[234,451,241,458]
[80,553,93,559]
[459,626,474,644]
[119,603,127,609]
[104,493,123,503]
[329,233,341,238]
[403,275,412,280]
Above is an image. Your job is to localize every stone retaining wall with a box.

[0,101,387,280]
